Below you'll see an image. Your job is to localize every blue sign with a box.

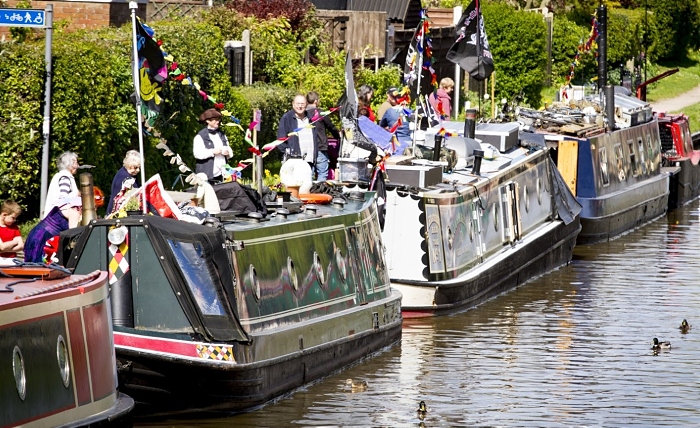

[0,8,45,28]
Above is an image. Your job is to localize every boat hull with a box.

[114,292,401,415]
[0,270,134,428]
[395,214,580,317]
[576,172,669,245]
[667,158,700,208]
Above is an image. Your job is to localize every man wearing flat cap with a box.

[193,108,232,183]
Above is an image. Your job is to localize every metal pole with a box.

[130,2,147,214]
[452,5,462,120]
[40,4,53,216]
[412,20,424,152]
[385,18,391,65]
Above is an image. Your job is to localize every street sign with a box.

[0,8,46,28]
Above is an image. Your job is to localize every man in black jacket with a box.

[306,91,341,181]
[277,94,316,170]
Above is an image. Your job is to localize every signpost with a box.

[0,6,53,215]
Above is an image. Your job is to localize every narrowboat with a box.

[342,120,582,318]
[57,186,402,415]
[657,112,700,208]
[0,265,134,427]
[517,90,671,245]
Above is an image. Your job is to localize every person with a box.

[106,150,141,214]
[357,84,376,122]
[429,77,455,119]
[377,87,396,122]
[379,87,412,147]
[193,108,232,184]
[0,200,23,259]
[277,94,316,170]
[44,151,79,218]
[24,196,82,263]
[306,91,341,181]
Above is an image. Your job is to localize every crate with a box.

[338,158,371,182]
[475,122,520,152]
[385,164,443,188]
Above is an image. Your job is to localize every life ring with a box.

[298,193,333,204]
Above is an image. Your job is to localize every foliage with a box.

[482,2,548,108]
[0,42,54,212]
[224,0,316,33]
[551,13,597,86]
[647,0,700,62]
[355,65,402,112]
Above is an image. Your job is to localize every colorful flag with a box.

[447,0,494,81]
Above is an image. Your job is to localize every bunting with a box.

[134,18,242,130]
[403,9,437,102]
[562,14,599,99]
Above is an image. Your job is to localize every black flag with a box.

[337,52,358,121]
[447,0,494,81]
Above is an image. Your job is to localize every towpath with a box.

[649,84,700,113]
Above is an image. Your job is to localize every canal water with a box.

[138,200,700,427]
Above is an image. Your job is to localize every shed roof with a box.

[310,0,422,27]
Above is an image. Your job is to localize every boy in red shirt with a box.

[0,200,24,259]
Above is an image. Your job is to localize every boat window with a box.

[682,123,693,154]
[637,138,647,174]
[599,147,610,187]
[627,140,638,177]
[646,135,655,172]
[168,239,226,316]
[614,144,626,181]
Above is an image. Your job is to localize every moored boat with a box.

[657,112,700,208]
[0,265,134,427]
[343,120,582,318]
[517,90,671,245]
[57,186,402,415]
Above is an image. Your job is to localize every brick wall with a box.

[0,0,147,40]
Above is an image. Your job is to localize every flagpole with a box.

[130,2,147,214]
[412,17,424,153]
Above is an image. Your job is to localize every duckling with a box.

[416,400,429,420]
[679,319,691,333]
[652,337,671,350]
[345,379,368,391]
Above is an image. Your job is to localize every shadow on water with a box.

[136,201,700,427]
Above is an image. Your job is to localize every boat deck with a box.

[0,265,103,306]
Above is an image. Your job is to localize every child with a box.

[0,200,24,259]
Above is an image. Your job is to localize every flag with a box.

[402,11,435,100]
[337,52,357,121]
[136,19,167,83]
[447,0,494,81]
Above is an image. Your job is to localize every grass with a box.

[670,103,700,133]
[646,51,700,102]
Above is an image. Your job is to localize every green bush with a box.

[482,2,548,108]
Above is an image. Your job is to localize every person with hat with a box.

[43,151,80,218]
[379,88,412,147]
[377,87,398,122]
[193,108,232,184]
[24,195,82,263]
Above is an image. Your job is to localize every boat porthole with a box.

[335,250,347,283]
[523,185,529,213]
[250,266,260,301]
[493,203,499,232]
[287,257,299,290]
[536,178,543,205]
[13,346,26,401]
[313,252,325,286]
[57,335,70,388]
[447,227,454,250]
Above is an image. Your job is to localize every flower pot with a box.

[126,210,141,216]
[277,191,291,202]
[287,186,300,198]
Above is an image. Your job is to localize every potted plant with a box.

[122,197,141,216]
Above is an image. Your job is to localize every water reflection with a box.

[138,201,700,427]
